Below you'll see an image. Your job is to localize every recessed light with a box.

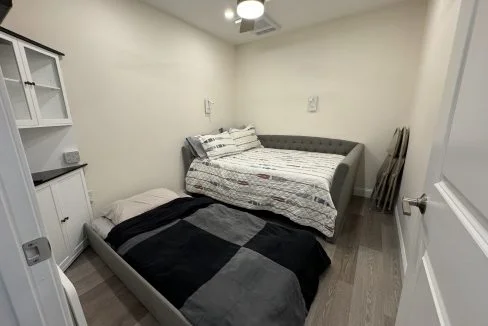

[224,8,235,20]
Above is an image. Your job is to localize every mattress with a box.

[185,148,344,237]
[91,217,115,239]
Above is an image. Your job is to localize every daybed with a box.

[183,135,364,242]
[86,192,330,326]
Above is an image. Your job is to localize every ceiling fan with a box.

[236,0,266,33]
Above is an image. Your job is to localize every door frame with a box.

[0,63,73,324]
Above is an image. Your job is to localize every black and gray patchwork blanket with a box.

[106,197,331,326]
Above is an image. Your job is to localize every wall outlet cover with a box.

[63,151,80,164]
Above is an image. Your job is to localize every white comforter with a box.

[185,148,344,237]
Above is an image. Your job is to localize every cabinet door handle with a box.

[61,217,69,223]
[24,81,32,86]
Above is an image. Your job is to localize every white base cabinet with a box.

[36,169,92,270]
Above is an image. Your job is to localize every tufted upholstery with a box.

[257,135,357,155]
[181,135,364,242]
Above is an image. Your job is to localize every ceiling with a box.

[141,0,408,44]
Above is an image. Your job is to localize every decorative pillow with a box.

[199,131,240,159]
[186,136,207,158]
[104,188,180,224]
[186,128,226,159]
[229,124,262,151]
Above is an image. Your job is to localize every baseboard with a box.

[353,187,373,198]
[394,204,408,277]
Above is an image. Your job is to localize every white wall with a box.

[19,127,79,173]
[396,0,462,268]
[235,1,427,192]
[3,0,235,214]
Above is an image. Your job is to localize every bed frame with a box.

[85,224,191,325]
[182,135,364,243]
[84,135,363,326]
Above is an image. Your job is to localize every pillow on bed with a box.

[229,124,262,151]
[186,136,207,159]
[104,188,179,225]
[199,131,240,159]
[186,128,226,159]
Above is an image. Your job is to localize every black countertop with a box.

[32,163,87,187]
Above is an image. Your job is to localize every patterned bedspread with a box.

[185,148,344,237]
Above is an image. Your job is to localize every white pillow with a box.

[104,188,179,224]
[229,124,262,151]
[199,131,240,159]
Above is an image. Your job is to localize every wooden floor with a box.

[66,197,402,326]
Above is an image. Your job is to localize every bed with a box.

[183,135,364,242]
[85,193,331,326]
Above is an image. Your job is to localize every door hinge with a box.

[22,237,51,266]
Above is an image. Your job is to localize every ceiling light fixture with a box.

[236,0,265,20]
[224,8,235,20]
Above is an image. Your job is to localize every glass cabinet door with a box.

[0,36,37,126]
[21,43,71,124]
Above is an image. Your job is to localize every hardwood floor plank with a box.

[384,315,396,326]
[348,246,384,326]
[335,213,362,284]
[382,218,403,319]
[360,209,384,251]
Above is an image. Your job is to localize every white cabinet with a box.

[36,169,92,270]
[0,32,72,128]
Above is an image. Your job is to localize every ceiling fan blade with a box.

[240,19,255,33]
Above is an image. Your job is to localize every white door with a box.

[36,186,71,267]
[396,0,488,325]
[0,64,73,324]
[54,171,92,258]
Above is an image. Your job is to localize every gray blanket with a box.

[106,197,331,326]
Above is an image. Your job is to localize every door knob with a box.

[402,194,428,216]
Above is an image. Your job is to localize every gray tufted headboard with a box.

[181,135,364,242]
[257,135,357,156]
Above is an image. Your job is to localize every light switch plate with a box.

[308,96,319,112]
[63,151,80,164]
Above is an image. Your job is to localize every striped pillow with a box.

[229,124,262,151]
[199,132,240,159]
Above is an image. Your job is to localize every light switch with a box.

[308,96,319,112]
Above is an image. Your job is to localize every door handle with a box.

[61,217,70,223]
[22,237,52,266]
[402,194,428,216]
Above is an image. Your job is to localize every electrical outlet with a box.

[63,150,80,164]
[308,96,319,112]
